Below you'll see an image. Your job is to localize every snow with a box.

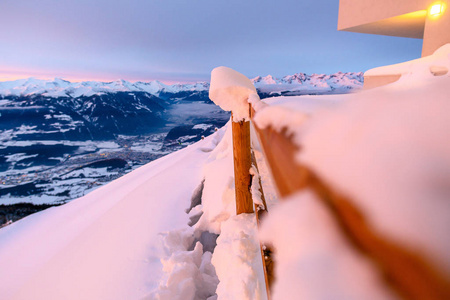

[252,44,450,299]
[249,165,263,207]
[193,124,213,130]
[149,230,219,300]
[0,122,268,299]
[297,46,450,273]
[209,66,258,122]
[252,94,346,138]
[1,45,447,300]
[364,44,450,77]
[260,192,397,300]
[251,72,363,94]
[193,124,236,234]
[0,72,361,99]
[0,135,217,299]
[297,75,450,272]
[213,214,267,300]
[130,142,163,153]
[0,78,208,98]
[5,153,39,163]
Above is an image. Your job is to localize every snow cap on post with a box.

[209,66,258,122]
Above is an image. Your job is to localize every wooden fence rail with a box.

[251,111,449,300]
[210,66,449,300]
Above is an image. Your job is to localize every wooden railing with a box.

[209,67,450,300]
[252,119,449,300]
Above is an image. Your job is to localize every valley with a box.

[0,73,362,224]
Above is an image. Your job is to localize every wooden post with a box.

[232,113,253,215]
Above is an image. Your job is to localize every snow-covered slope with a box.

[2,48,448,300]
[0,128,224,299]
[0,122,271,300]
[0,72,362,98]
[256,45,450,299]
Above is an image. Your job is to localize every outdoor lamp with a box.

[429,2,445,16]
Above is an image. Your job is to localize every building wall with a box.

[339,0,450,56]
[338,0,449,88]
[338,0,430,31]
[423,6,450,56]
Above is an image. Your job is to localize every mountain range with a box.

[0,71,363,98]
[0,72,362,207]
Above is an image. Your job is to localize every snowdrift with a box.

[0,45,449,300]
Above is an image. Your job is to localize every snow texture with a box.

[209,66,258,122]
[0,119,268,299]
[260,192,397,300]
[192,122,268,300]
[248,93,267,113]
[249,165,264,207]
[213,214,267,300]
[1,46,447,300]
[191,123,236,234]
[298,46,450,273]
[364,44,450,77]
[252,94,346,134]
[0,130,222,299]
[255,44,450,299]
[148,230,219,300]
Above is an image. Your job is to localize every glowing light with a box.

[429,2,445,16]
[400,10,427,19]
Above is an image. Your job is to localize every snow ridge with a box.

[0,72,362,98]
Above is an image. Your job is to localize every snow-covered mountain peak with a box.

[0,78,201,98]
[0,71,363,98]
[252,75,278,85]
[145,80,169,93]
[282,73,309,83]
[251,71,363,94]
[53,78,71,84]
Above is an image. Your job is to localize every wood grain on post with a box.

[232,114,253,215]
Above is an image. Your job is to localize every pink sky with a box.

[0,0,423,83]
[0,67,202,84]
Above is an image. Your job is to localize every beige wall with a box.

[339,11,427,39]
[423,6,450,56]
[338,0,429,32]
[338,0,450,56]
